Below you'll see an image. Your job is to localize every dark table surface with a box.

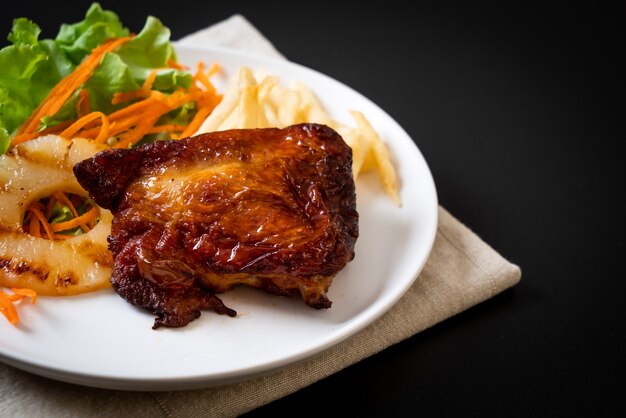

[2,2,623,416]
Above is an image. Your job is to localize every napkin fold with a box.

[0,15,521,418]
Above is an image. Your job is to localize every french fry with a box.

[278,90,301,127]
[257,76,279,128]
[236,85,259,129]
[292,82,333,126]
[350,111,400,205]
[217,106,238,131]
[196,67,256,133]
[194,66,401,205]
[262,103,280,127]
[196,71,239,132]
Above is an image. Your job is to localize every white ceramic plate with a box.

[0,46,438,391]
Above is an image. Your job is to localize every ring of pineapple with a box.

[0,135,113,296]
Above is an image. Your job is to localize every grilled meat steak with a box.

[74,124,358,328]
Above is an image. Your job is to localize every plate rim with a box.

[0,44,439,391]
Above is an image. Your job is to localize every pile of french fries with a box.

[195,67,400,205]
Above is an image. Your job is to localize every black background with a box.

[2,1,624,416]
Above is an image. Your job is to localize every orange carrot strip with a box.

[194,61,205,78]
[107,97,158,121]
[45,195,57,218]
[180,106,213,138]
[198,91,221,108]
[10,120,73,145]
[5,294,24,302]
[143,69,158,90]
[77,125,104,138]
[28,213,41,238]
[28,207,55,240]
[206,62,221,77]
[51,206,97,232]
[10,288,37,304]
[52,191,90,233]
[76,89,90,118]
[94,114,110,143]
[29,38,131,130]
[30,201,46,212]
[167,59,188,70]
[167,91,202,109]
[82,116,138,140]
[60,112,107,139]
[0,292,19,325]
[195,65,217,95]
[115,117,157,149]
[15,36,133,139]
[196,72,216,94]
[111,89,151,105]
[80,119,130,138]
[147,124,186,134]
[52,191,79,218]
[111,94,177,148]
[162,90,187,106]
[108,118,139,136]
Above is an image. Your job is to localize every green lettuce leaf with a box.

[0,3,191,154]
[0,18,67,153]
[49,202,73,224]
[55,3,129,65]
[116,17,192,92]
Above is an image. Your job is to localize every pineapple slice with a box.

[0,135,113,295]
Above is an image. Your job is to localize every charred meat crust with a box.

[74,124,358,328]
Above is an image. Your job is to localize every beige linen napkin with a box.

[0,15,521,418]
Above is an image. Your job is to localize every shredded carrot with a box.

[76,89,90,118]
[27,207,55,240]
[60,111,109,142]
[94,114,110,143]
[28,212,41,238]
[52,191,78,218]
[206,62,221,77]
[5,293,24,302]
[10,120,73,145]
[51,205,97,233]
[53,191,90,233]
[45,195,57,218]
[9,36,222,151]
[82,116,138,139]
[111,89,151,105]
[143,69,159,90]
[14,36,133,140]
[180,105,213,138]
[167,59,188,70]
[115,117,157,149]
[10,288,37,304]
[0,292,19,325]
[194,62,217,95]
[1,288,38,325]
[108,96,159,121]
[110,70,160,106]
[147,124,186,134]
[24,192,98,239]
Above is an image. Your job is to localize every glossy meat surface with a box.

[74,124,358,328]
